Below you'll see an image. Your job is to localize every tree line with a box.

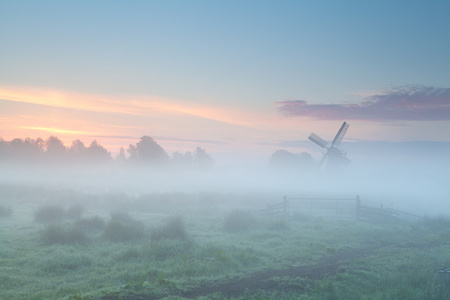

[0,135,214,169]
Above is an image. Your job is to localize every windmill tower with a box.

[308,122,350,169]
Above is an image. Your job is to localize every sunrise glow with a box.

[0,1,449,163]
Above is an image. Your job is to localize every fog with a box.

[2,143,449,217]
[2,140,450,299]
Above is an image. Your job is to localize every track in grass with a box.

[181,246,376,298]
[102,246,378,300]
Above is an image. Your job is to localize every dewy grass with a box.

[2,189,450,300]
[151,215,188,241]
[223,209,255,232]
[40,224,88,245]
[65,204,84,219]
[34,204,65,223]
[103,213,145,242]
[74,215,106,232]
[0,204,12,217]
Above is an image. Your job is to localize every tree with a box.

[0,138,7,160]
[70,139,86,153]
[44,136,67,161]
[1,137,44,162]
[193,147,214,169]
[269,150,315,171]
[172,151,193,168]
[115,147,127,164]
[69,139,87,161]
[85,140,112,162]
[127,136,169,165]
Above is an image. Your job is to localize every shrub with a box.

[267,218,289,231]
[103,213,144,242]
[0,205,12,217]
[34,205,65,223]
[422,215,450,231]
[151,216,187,241]
[147,239,194,260]
[40,224,88,245]
[223,209,255,232]
[115,247,142,261]
[64,227,87,244]
[74,215,105,232]
[65,204,84,219]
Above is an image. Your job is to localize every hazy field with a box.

[1,183,450,300]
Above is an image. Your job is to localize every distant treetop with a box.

[0,135,215,169]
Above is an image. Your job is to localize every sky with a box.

[1,0,450,164]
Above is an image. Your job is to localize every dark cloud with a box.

[277,85,450,121]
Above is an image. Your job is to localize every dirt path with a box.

[180,246,375,299]
[102,246,377,300]
[108,239,446,299]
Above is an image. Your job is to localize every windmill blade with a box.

[319,150,329,166]
[308,132,328,148]
[330,122,349,148]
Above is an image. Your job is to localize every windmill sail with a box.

[308,121,350,169]
[308,133,328,148]
[330,122,349,148]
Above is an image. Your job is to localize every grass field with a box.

[1,184,450,299]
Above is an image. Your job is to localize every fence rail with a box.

[264,195,423,221]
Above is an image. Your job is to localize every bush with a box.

[65,204,84,219]
[74,215,105,232]
[422,216,450,231]
[148,239,194,260]
[0,205,12,217]
[40,224,88,245]
[103,213,144,242]
[267,219,289,231]
[151,216,187,241]
[223,209,255,232]
[34,205,65,223]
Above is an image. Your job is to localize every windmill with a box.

[308,122,350,169]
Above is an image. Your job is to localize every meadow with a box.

[1,184,450,300]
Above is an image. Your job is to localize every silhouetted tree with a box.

[127,136,169,165]
[69,139,87,161]
[85,140,112,162]
[193,147,214,169]
[172,151,194,168]
[269,150,315,171]
[0,138,6,160]
[0,137,44,162]
[44,136,67,161]
[115,147,127,163]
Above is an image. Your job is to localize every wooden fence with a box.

[264,195,423,221]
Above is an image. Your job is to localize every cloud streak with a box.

[20,126,94,136]
[277,85,450,121]
[0,86,273,129]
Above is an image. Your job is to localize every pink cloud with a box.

[277,85,450,121]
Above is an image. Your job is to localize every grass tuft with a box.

[267,218,289,231]
[0,205,12,217]
[74,215,106,232]
[422,215,450,231]
[223,209,255,232]
[103,213,144,242]
[34,205,65,223]
[65,204,84,219]
[151,215,188,241]
[147,239,194,260]
[40,224,88,245]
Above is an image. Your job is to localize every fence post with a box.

[356,195,361,220]
[283,196,288,217]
